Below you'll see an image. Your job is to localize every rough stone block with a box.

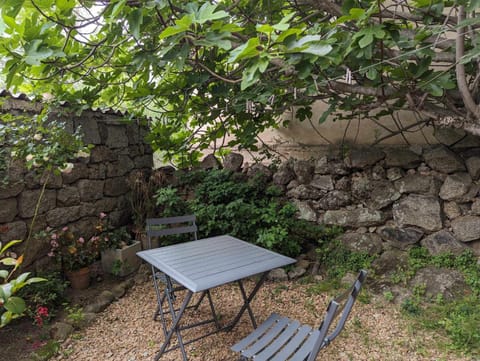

[341,232,384,255]
[106,155,134,177]
[323,208,386,227]
[424,145,466,174]
[0,198,18,223]
[345,147,385,169]
[57,186,81,206]
[392,194,442,232]
[0,181,24,199]
[310,175,334,191]
[384,148,422,169]
[90,146,118,163]
[46,206,82,228]
[465,156,480,180]
[62,163,88,184]
[394,174,434,194]
[75,116,101,144]
[134,155,153,169]
[105,125,129,148]
[378,226,423,250]
[18,189,56,218]
[439,173,472,201]
[451,216,480,242]
[420,230,468,256]
[0,221,27,242]
[104,177,128,197]
[293,160,314,184]
[223,152,244,172]
[88,164,107,180]
[292,200,317,222]
[78,179,104,202]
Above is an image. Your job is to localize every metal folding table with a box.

[137,234,296,361]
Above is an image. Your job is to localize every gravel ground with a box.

[54,278,471,361]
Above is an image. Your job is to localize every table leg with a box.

[224,271,269,331]
[155,290,193,361]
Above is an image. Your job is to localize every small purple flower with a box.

[62,226,68,232]
[50,240,59,247]
[78,237,85,244]
[100,212,107,219]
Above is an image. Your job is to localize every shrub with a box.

[0,240,46,327]
[154,169,330,256]
[18,271,68,321]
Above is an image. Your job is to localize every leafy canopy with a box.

[0,0,479,163]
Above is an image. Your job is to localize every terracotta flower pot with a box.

[66,266,91,290]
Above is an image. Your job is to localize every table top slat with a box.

[137,235,296,292]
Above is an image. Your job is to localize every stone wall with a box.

[262,144,480,261]
[0,97,153,268]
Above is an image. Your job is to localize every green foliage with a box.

[392,247,480,295]
[186,170,304,255]
[0,240,46,327]
[111,260,124,277]
[30,340,61,361]
[18,271,68,320]
[406,295,480,355]
[383,290,394,302]
[315,237,374,280]
[154,169,330,256]
[155,186,189,217]
[392,247,480,355]
[0,110,89,176]
[437,296,480,353]
[1,1,478,163]
[64,304,84,328]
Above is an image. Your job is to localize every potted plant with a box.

[48,226,101,290]
[99,223,141,277]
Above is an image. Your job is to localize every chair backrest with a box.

[307,269,367,361]
[146,215,198,248]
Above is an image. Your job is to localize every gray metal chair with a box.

[231,269,367,361]
[146,215,219,331]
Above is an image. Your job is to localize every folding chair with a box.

[231,269,367,361]
[146,215,219,335]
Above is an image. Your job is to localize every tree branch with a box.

[456,6,480,119]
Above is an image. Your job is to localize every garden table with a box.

[137,234,296,361]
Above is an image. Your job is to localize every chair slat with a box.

[147,215,196,225]
[241,317,290,357]
[231,313,282,352]
[269,325,312,361]
[231,270,368,361]
[289,330,321,361]
[148,225,198,237]
[253,320,301,361]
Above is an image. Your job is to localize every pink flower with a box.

[50,240,58,247]
[51,233,57,240]
[62,226,68,232]
[47,252,55,257]
[78,237,85,244]
[37,306,49,317]
[100,212,107,219]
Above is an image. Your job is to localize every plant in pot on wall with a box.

[98,214,141,277]
[48,227,101,290]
